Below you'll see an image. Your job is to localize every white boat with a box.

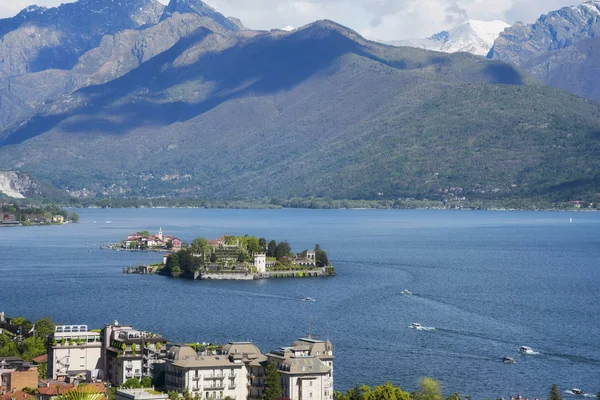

[402,289,413,295]
[299,297,316,302]
[502,356,516,364]
[518,346,537,354]
[411,322,422,329]
[571,389,584,396]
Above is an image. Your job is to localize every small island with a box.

[124,234,336,280]
[108,228,182,251]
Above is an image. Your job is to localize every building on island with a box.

[0,358,38,392]
[124,228,181,251]
[103,322,168,387]
[252,254,267,273]
[292,251,316,267]
[47,325,102,381]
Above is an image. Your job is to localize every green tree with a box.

[446,394,462,400]
[262,361,282,400]
[210,253,218,263]
[267,240,277,257]
[122,378,142,389]
[0,334,19,357]
[35,317,56,339]
[140,376,153,388]
[191,238,209,257]
[37,362,48,379]
[549,385,562,400]
[258,238,267,252]
[247,236,260,254]
[371,382,411,400]
[315,245,329,268]
[237,252,246,263]
[20,336,47,360]
[275,241,291,260]
[131,343,137,356]
[22,388,38,395]
[69,212,80,223]
[167,391,179,400]
[415,378,443,400]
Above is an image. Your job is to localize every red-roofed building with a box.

[37,383,74,400]
[0,390,35,400]
[30,356,47,365]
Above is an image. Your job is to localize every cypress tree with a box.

[549,385,562,400]
[262,361,282,400]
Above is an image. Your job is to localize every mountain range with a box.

[391,20,510,57]
[0,0,599,202]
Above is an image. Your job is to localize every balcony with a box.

[228,386,236,390]
[205,384,226,390]
[204,375,224,380]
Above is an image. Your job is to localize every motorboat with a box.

[518,346,536,354]
[571,389,585,396]
[502,356,516,364]
[402,289,413,295]
[299,297,316,302]
[411,323,422,329]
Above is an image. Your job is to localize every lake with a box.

[1,208,599,398]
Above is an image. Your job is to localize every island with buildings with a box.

[124,234,336,280]
[107,228,182,251]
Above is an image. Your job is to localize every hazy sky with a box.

[0,0,587,40]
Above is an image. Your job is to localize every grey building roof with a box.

[170,355,244,369]
[279,357,331,375]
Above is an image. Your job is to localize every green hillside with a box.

[1,21,599,202]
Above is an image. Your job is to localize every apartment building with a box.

[103,322,167,387]
[164,345,248,400]
[47,325,102,381]
[266,338,334,400]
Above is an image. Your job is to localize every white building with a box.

[252,254,267,273]
[103,323,167,387]
[165,345,248,400]
[116,388,168,400]
[266,338,334,400]
[47,325,103,381]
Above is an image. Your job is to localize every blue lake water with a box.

[1,209,599,398]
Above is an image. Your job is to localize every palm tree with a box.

[55,387,105,400]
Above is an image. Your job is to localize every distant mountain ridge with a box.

[0,0,599,203]
[391,20,510,56]
[488,0,600,101]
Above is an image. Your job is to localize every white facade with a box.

[165,346,248,400]
[48,326,102,380]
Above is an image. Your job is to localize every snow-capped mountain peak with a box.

[389,20,510,57]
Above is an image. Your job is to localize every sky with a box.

[0,0,587,40]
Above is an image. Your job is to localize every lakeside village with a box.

[113,229,336,281]
[0,204,79,227]
[0,314,583,400]
[0,313,334,400]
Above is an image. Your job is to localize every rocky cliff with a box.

[488,1,600,101]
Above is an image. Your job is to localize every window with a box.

[310,381,313,387]
[310,392,313,398]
